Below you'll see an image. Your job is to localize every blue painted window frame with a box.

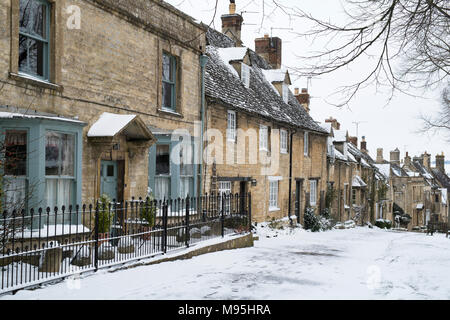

[18,0,51,81]
[0,118,84,228]
[148,134,198,201]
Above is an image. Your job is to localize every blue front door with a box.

[101,161,118,201]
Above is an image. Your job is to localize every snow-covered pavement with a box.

[2,225,450,300]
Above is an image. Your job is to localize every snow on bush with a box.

[375,219,392,229]
[304,207,334,232]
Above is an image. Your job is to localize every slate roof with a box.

[413,161,439,188]
[432,168,450,189]
[205,28,327,134]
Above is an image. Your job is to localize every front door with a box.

[239,181,247,214]
[101,161,118,201]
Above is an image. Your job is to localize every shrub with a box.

[98,194,114,234]
[140,193,156,228]
[304,207,321,232]
[375,219,392,229]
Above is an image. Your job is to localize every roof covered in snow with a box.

[205,28,327,134]
[0,106,86,125]
[333,129,348,143]
[88,112,155,142]
[352,175,367,188]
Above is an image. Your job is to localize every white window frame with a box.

[282,83,289,103]
[227,110,236,142]
[310,180,317,206]
[219,181,232,213]
[241,63,250,88]
[269,180,279,210]
[280,129,288,154]
[304,131,309,156]
[259,125,268,151]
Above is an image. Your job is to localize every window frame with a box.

[162,52,177,111]
[280,129,288,154]
[227,110,236,142]
[44,130,76,210]
[269,180,279,210]
[18,0,51,81]
[241,63,250,88]
[310,180,317,206]
[219,181,232,214]
[259,124,268,151]
[304,131,309,156]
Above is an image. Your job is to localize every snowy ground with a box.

[2,223,450,300]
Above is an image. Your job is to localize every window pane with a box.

[28,38,45,77]
[60,134,75,176]
[20,0,47,38]
[4,178,27,212]
[5,130,27,176]
[156,145,170,175]
[46,132,60,175]
[162,54,171,81]
[162,82,174,109]
[155,176,170,200]
[45,179,73,222]
[18,35,28,73]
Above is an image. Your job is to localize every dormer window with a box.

[241,63,250,88]
[282,84,289,103]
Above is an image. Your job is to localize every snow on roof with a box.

[262,69,287,83]
[347,151,357,163]
[391,166,403,177]
[406,171,420,177]
[204,31,328,134]
[333,147,347,161]
[333,130,347,142]
[375,164,391,179]
[353,175,367,188]
[361,158,371,168]
[320,123,333,134]
[0,111,84,124]
[416,203,424,209]
[87,112,137,137]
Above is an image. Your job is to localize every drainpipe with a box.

[199,54,209,197]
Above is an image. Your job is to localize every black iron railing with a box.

[0,193,251,294]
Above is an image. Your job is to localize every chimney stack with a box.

[360,136,367,153]
[294,88,310,113]
[349,136,358,147]
[325,117,340,130]
[423,151,431,170]
[390,148,400,166]
[404,152,411,168]
[255,34,282,69]
[376,148,384,164]
[436,152,445,173]
[221,1,244,47]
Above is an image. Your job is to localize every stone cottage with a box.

[0,0,206,224]
[202,3,329,223]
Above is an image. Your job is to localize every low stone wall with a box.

[111,233,254,272]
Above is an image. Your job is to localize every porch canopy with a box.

[87,112,155,142]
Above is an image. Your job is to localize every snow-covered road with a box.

[2,225,450,300]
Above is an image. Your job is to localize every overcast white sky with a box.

[166,0,449,165]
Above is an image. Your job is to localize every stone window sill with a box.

[158,108,183,118]
[9,72,63,92]
[269,207,280,212]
